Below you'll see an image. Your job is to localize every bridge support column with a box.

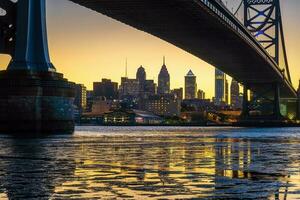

[0,0,75,134]
[273,83,281,119]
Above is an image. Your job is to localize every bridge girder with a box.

[243,0,291,83]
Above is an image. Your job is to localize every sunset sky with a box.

[0,0,299,98]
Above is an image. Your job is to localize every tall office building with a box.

[119,77,140,98]
[144,94,181,117]
[93,79,118,100]
[136,65,146,93]
[215,69,225,105]
[185,70,197,99]
[230,79,240,109]
[172,88,183,101]
[157,57,170,94]
[197,89,205,100]
[225,78,229,105]
[74,84,87,111]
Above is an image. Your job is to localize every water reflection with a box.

[0,127,299,199]
[0,137,76,200]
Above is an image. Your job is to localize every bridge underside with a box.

[71,0,296,98]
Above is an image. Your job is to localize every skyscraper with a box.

[197,89,205,100]
[172,88,183,101]
[230,79,240,109]
[225,78,229,105]
[185,70,197,99]
[74,84,87,111]
[215,69,225,105]
[157,57,170,94]
[136,65,146,93]
[119,77,139,98]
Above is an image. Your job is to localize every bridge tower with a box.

[241,0,292,121]
[0,0,75,133]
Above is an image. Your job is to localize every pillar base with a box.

[0,70,75,135]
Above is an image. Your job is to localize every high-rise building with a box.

[157,57,170,94]
[185,70,197,99]
[119,77,140,98]
[136,65,146,93]
[215,69,225,105]
[144,80,156,96]
[197,89,205,100]
[172,88,183,101]
[93,79,118,100]
[230,79,240,109]
[74,84,87,111]
[225,78,229,105]
[144,94,181,117]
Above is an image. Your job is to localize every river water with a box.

[0,126,299,199]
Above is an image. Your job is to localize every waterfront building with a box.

[230,79,240,109]
[93,79,118,100]
[133,110,163,124]
[185,70,197,99]
[103,110,136,125]
[215,69,225,105]
[74,84,87,111]
[172,88,183,101]
[182,99,215,112]
[119,77,140,98]
[103,109,163,125]
[157,57,170,94]
[144,94,181,117]
[197,89,205,100]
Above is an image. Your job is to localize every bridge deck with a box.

[70,0,296,98]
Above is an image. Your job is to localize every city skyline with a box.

[0,0,299,99]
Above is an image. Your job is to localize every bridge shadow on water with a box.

[0,127,299,199]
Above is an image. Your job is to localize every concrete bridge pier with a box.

[273,82,282,120]
[0,0,75,134]
[239,82,284,125]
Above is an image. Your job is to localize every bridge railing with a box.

[198,0,288,84]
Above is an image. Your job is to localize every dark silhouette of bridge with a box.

[0,0,298,132]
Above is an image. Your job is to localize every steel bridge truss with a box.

[243,0,291,82]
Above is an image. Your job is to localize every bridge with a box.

[0,0,298,132]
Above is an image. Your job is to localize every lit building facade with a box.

[144,94,181,117]
[230,79,241,109]
[225,79,229,105]
[74,84,87,111]
[185,70,197,99]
